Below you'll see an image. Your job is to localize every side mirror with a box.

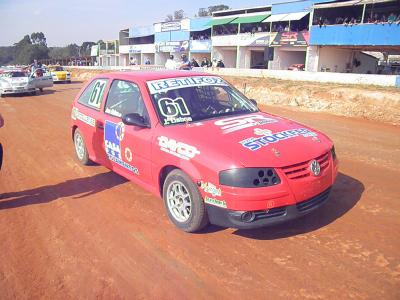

[249,99,258,107]
[122,113,150,128]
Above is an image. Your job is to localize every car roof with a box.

[97,70,213,83]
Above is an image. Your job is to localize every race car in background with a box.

[71,71,338,232]
[0,69,53,97]
[49,66,71,83]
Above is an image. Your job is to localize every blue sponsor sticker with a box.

[104,121,139,175]
[240,128,317,151]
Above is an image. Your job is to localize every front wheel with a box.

[74,128,91,165]
[163,169,209,232]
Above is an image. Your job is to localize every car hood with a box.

[0,76,30,85]
[159,112,333,168]
[52,71,69,75]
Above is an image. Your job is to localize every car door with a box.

[32,69,53,89]
[72,78,110,165]
[103,79,153,186]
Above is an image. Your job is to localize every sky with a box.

[0,0,284,47]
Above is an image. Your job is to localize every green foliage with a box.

[197,4,230,17]
[0,47,15,65]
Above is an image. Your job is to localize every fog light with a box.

[241,211,255,223]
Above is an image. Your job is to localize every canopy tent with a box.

[280,12,309,22]
[263,13,288,22]
[208,17,237,26]
[230,14,270,24]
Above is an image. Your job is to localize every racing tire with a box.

[163,169,209,232]
[0,143,3,170]
[73,128,91,165]
[30,91,37,96]
[39,88,43,92]
[0,93,4,98]
[67,80,72,84]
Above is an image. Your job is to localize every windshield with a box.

[0,71,28,78]
[54,66,64,71]
[147,76,258,126]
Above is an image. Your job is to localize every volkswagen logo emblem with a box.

[310,160,321,176]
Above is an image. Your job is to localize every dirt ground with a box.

[0,82,399,299]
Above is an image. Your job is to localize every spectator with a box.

[165,55,177,70]
[201,57,210,68]
[396,14,400,25]
[191,58,199,68]
[388,13,397,24]
[179,54,191,70]
[216,59,225,68]
[144,57,151,65]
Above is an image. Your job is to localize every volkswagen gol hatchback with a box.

[71,71,338,232]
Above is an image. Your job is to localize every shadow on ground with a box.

[200,172,364,239]
[0,171,127,210]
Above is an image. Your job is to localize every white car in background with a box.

[0,69,53,97]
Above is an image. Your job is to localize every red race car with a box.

[71,71,338,232]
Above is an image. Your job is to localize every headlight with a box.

[219,168,281,188]
[0,81,11,88]
[331,146,337,160]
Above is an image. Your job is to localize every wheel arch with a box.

[158,163,202,197]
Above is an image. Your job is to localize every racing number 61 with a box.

[89,80,106,108]
[158,97,190,118]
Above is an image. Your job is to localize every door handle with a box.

[97,122,104,130]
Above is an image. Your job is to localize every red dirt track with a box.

[0,82,399,299]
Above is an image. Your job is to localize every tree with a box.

[208,4,229,15]
[174,9,184,20]
[30,32,47,46]
[66,44,80,57]
[198,8,209,17]
[80,42,96,56]
[165,9,184,21]
[197,5,229,17]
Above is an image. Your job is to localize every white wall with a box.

[213,47,237,68]
[317,47,378,74]
[353,52,378,74]
[269,47,306,70]
[318,47,353,73]
[120,54,129,66]
[305,46,319,72]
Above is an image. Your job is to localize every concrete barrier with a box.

[66,66,400,88]
[203,68,400,88]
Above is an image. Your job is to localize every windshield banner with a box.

[147,76,227,94]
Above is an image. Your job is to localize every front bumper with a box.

[206,187,332,229]
[0,87,35,95]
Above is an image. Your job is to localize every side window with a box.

[105,80,148,119]
[78,79,108,110]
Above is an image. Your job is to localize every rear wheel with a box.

[163,169,209,232]
[39,88,43,92]
[74,128,91,165]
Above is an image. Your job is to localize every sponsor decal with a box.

[158,136,200,160]
[200,181,222,197]
[104,120,139,175]
[147,76,227,94]
[310,160,321,176]
[240,128,318,151]
[71,107,96,127]
[204,196,227,208]
[254,128,273,136]
[157,97,193,125]
[215,114,277,134]
[125,147,133,162]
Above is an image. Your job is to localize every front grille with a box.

[253,206,287,220]
[281,152,330,180]
[296,188,331,212]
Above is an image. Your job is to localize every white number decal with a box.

[158,97,190,118]
[88,80,107,108]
